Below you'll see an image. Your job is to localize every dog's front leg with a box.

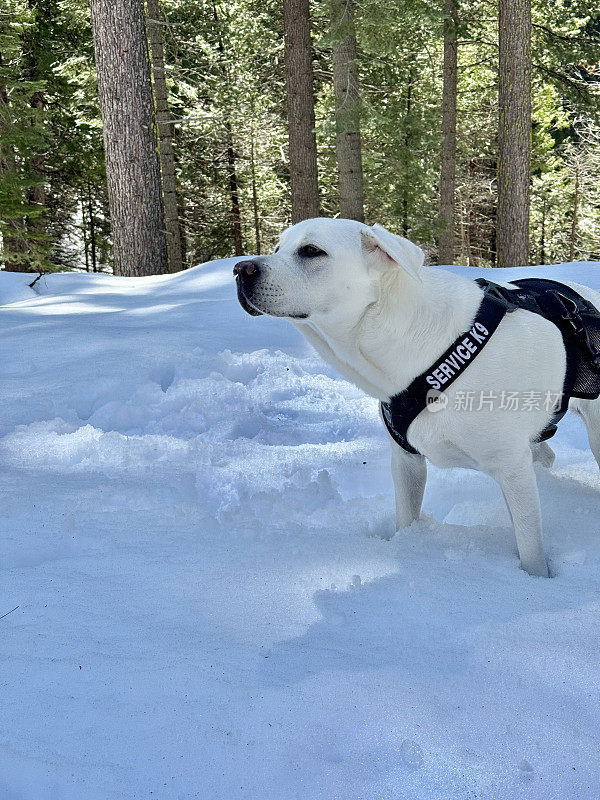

[494,451,549,577]
[389,437,427,529]
[531,440,555,468]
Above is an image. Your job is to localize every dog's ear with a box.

[361,224,424,282]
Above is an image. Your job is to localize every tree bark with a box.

[250,119,261,254]
[540,195,546,264]
[283,0,320,223]
[87,182,98,272]
[81,193,90,271]
[401,75,413,237]
[26,90,46,232]
[225,121,244,256]
[212,1,243,256]
[23,1,46,264]
[569,165,579,262]
[497,0,531,267]
[90,0,168,276]
[438,0,458,264]
[465,160,474,264]
[490,202,497,266]
[178,193,187,267]
[331,0,364,222]
[146,0,183,273]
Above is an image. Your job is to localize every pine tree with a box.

[438,0,458,264]
[90,0,168,276]
[146,0,183,272]
[283,0,320,222]
[3,0,599,273]
[497,0,532,266]
[211,1,244,256]
[0,1,52,271]
[330,0,364,222]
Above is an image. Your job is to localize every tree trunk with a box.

[81,193,90,271]
[90,0,168,276]
[0,71,28,271]
[192,201,202,263]
[283,0,320,223]
[250,119,261,254]
[331,0,364,222]
[540,196,546,265]
[26,89,46,236]
[489,157,497,266]
[22,1,47,267]
[465,160,474,264]
[178,194,187,267]
[438,0,458,264]
[146,0,182,273]
[401,76,413,237]
[212,1,243,256]
[569,165,579,262]
[458,188,465,261]
[497,0,531,267]
[225,121,244,256]
[87,182,98,272]
[490,209,497,266]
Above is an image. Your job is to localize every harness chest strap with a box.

[381,287,512,455]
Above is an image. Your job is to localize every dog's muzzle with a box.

[234,260,263,317]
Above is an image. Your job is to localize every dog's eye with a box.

[297,244,327,259]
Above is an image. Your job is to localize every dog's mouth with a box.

[235,278,309,320]
[236,279,263,317]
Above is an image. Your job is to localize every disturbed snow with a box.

[1,258,600,799]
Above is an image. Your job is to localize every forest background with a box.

[1,0,599,276]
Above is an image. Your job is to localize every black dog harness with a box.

[381,277,600,455]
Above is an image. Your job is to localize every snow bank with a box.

[1,257,600,799]
[0,270,38,305]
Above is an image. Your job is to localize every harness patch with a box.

[425,322,490,390]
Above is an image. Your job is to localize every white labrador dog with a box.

[234,217,600,577]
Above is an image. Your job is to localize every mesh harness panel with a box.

[381,277,600,455]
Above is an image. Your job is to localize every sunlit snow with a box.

[1,258,599,799]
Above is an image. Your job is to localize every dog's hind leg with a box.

[493,449,549,577]
[573,398,600,468]
[389,435,427,529]
[531,440,555,468]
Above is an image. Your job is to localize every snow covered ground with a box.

[1,256,600,800]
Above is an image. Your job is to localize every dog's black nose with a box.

[233,260,260,278]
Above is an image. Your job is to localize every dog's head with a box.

[234,218,424,324]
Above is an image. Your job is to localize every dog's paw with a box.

[520,557,550,578]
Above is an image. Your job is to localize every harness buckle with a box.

[557,293,580,325]
[538,291,580,334]
[547,292,600,370]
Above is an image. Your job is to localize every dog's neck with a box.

[295,267,483,401]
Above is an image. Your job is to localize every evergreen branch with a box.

[533,63,593,97]
[533,23,600,47]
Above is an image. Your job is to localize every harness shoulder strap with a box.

[381,284,511,454]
